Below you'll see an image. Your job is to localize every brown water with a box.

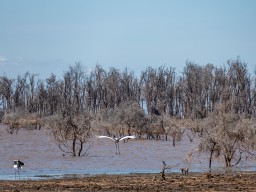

[0,124,254,180]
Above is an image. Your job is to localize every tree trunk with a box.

[209,142,216,172]
[72,134,77,156]
[78,140,83,156]
[172,136,176,147]
[224,155,231,167]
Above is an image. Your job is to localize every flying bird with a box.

[97,135,136,154]
[13,160,24,179]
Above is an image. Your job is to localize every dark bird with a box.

[13,160,24,179]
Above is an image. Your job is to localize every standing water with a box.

[0,124,255,180]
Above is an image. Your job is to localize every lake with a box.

[0,124,255,180]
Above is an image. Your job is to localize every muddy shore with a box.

[1,172,256,192]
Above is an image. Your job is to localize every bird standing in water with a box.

[13,160,24,179]
[97,135,136,154]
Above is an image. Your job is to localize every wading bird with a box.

[13,160,24,179]
[97,135,136,154]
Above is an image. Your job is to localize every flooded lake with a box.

[0,124,255,180]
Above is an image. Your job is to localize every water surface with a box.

[0,124,254,180]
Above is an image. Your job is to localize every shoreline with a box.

[0,168,254,181]
[0,170,235,181]
[1,171,256,191]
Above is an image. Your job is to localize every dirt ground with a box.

[1,172,256,192]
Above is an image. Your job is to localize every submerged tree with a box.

[45,113,92,156]
[162,116,187,145]
[197,103,256,171]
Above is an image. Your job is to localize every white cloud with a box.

[0,56,8,63]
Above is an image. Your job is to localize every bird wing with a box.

[119,135,136,141]
[20,161,24,166]
[97,135,116,141]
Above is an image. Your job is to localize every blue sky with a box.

[0,0,255,79]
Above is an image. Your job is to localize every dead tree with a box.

[45,113,92,156]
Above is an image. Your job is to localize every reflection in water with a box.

[0,124,255,180]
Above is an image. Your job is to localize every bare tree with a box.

[26,73,39,113]
[45,74,63,115]
[197,102,256,171]
[45,113,92,156]
[141,66,176,116]
[162,116,186,146]
[0,75,14,113]
[35,79,47,116]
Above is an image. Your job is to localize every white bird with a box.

[13,160,24,179]
[97,135,136,154]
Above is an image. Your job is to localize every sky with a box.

[0,0,256,79]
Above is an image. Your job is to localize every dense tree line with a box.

[0,59,255,118]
